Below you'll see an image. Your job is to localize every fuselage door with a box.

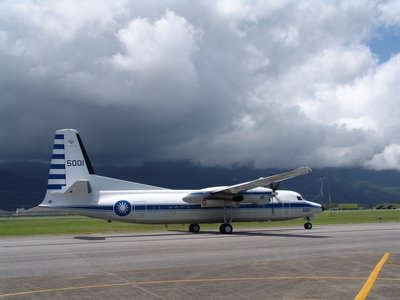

[133,201,147,219]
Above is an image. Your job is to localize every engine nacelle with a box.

[201,199,236,208]
[182,192,209,205]
[205,194,244,202]
[232,195,244,202]
[182,191,244,206]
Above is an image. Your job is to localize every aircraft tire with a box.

[219,223,233,234]
[304,222,312,230]
[189,223,200,233]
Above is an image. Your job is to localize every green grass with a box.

[1,210,399,236]
[314,209,400,224]
[338,203,358,210]
[0,216,159,236]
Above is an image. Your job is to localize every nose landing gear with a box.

[304,216,313,229]
[304,222,312,229]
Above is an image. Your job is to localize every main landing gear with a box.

[189,208,236,234]
[219,223,233,234]
[218,206,235,234]
[189,223,200,233]
[188,223,233,234]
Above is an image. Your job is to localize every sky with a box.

[1,0,400,171]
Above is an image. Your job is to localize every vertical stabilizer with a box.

[47,129,95,192]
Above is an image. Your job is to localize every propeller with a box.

[268,182,281,216]
[269,182,281,195]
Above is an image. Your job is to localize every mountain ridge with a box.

[1,161,400,211]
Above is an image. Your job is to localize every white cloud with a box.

[109,10,201,74]
[378,0,400,26]
[300,53,400,131]
[0,0,125,58]
[364,144,400,170]
[216,0,253,20]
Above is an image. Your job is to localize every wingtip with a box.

[296,166,312,174]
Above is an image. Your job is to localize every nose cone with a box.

[308,201,324,214]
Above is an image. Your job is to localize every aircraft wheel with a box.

[219,223,233,234]
[189,223,200,233]
[304,222,312,230]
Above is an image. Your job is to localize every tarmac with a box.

[1,223,399,299]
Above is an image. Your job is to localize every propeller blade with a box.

[269,182,281,192]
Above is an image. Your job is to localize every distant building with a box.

[0,210,14,217]
[15,206,70,216]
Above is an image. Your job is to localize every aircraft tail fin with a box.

[43,129,165,203]
[47,129,95,192]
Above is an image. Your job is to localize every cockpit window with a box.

[297,196,303,201]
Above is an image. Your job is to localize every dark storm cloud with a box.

[1,0,400,169]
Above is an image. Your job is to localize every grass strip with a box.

[0,210,399,236]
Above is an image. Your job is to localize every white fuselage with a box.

[42,187,322,224]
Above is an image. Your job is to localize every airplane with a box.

[39,129,324,234]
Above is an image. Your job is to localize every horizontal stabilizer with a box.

[63,180,92,194]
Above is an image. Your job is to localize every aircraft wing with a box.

[182,167,312,206]
[211,167,312,194]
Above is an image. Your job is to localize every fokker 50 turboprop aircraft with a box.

[40,129,323,234]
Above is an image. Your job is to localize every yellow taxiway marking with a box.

[354,252,391,300]
[1,274,399,298]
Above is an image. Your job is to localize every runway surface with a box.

[1,223,399,299]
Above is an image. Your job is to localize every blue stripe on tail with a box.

[48,133,67,190]
[48,174,66,179]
